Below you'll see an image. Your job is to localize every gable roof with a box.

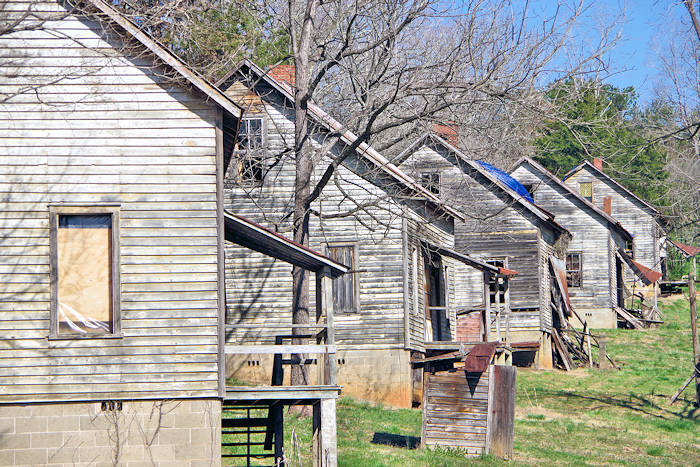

[83,0,243,121]
[216,59,465,222]
[397,133,570,236]
[224,211,348,278]
[562,160,660,215]
[511,157,633,242]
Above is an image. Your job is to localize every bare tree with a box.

[246,0,621,386]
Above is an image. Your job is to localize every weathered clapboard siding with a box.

[221,70,457,352]
[563,163,662,279]
[0,3,222,401]
[396,138,569,336]
[511,160,632,325]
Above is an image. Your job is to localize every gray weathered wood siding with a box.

[563,166,661,275]
[404,217,461,352]
[0,3,221,402]
[422,369,489,455]
[221,74,456,350]
[511,163,623,311]
[397,142,565,334]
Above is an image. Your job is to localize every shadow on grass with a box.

[371,432,421,449]
[536,388,699,422]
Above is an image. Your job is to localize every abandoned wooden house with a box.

[562,159,664,308]
[216,60,514,408]
[395,133,573,368]
[510,157,638,329]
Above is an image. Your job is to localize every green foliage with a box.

[113,1,289,80]
[534,79,669,206]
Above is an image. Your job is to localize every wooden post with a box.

[313,399,337,467]
[689,257,699,406]
[504,277,511,347]
[586,331,593,368]
[494,276,501,343]
[483,272,491,342]
[321,267,337,386]
[599,336,610,369]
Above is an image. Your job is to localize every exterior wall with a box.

[0,399,221,467]
[563,166,661,283]
[0,2,221,401]
[511,163,624,328]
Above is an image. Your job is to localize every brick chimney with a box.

[603,196,612,214]
[593,157,603,170]
[268,64,295,88]
[432,122,458,146]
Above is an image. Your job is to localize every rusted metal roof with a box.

[463,342,498,372]
[668,240,700,258]
[617,248,662,285]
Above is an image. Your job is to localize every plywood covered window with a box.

[579,182,593,202]
[50,206,120,337]
[566,252,582,288]
[236,117,265,185]
[327,244,359,313]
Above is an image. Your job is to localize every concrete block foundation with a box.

[0,399,221,467]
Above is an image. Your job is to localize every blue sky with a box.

[519,1,687,104]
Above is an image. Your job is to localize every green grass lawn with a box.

[224,295,700,466]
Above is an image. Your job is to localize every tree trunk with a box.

[290,0,321,391]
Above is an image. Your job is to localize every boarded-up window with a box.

[57,215,113,335]
[236,118,265,184]
[486,259,506,305]
[327,245,358,313]
[579,182,593,202]
[420,172,440,195]
[566,252,582,288]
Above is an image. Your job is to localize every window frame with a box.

[565,252,583,288]
[485,257,507,306]
[579,182,593,202]
[48,205,122,339]
[419,171,441,196]
[236,117,266,186]
[325,242,360,314]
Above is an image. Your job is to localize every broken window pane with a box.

[236,118,265,184]
[57,214,113,335]
[565,252,582,288]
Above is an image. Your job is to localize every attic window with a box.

[579,182,593,202]
[236,118,265,185]
[420,172,440,195]
[625,239,634,259]
[523,183,536,198]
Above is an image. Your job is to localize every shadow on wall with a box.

[371,432,421,449]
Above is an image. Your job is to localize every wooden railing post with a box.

[483,272,491,342]
[317,267,337,386]
[494,276,501,343]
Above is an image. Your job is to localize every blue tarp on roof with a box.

[476,160,534,203]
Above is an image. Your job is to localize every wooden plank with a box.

[487,365,516,459]
[615,307,644,329]
[225,345,337,355]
